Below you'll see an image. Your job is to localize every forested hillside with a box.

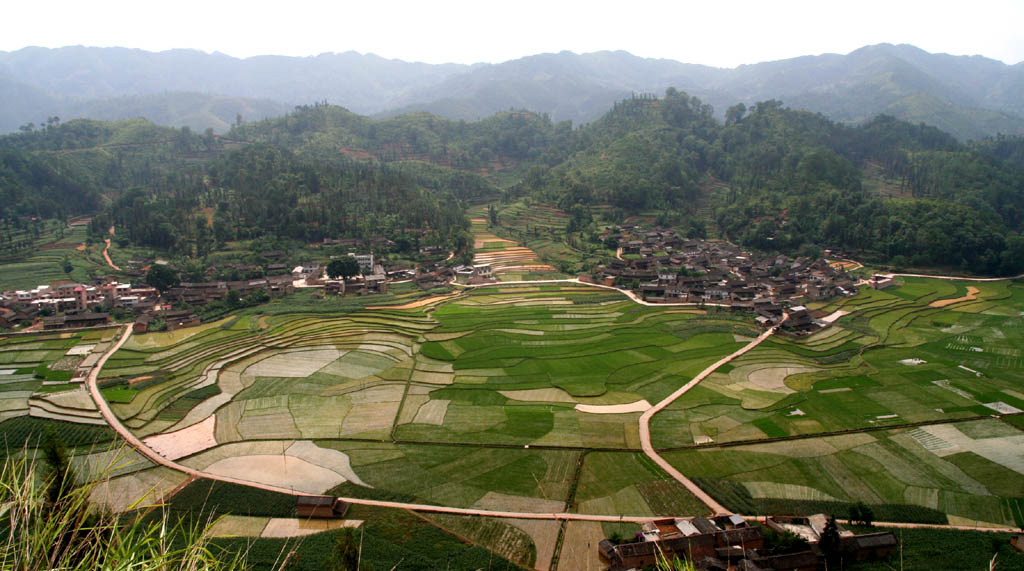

[228,103,576,169]
[86,143,481,256]
[0,117,210,220]
[523,92,1024,274]
[2,93,1023,276]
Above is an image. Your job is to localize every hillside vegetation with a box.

[2,94,1024,276]
[4,44,1024,140]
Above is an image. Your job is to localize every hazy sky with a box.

[4,0,1023,67]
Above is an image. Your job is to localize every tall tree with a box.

[145,264,180,292]
[327,256,360,279]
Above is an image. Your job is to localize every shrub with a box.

[0,450,251,570]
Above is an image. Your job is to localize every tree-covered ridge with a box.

[0,148,101,219]
[228,103,576,169]
[88,143,477,256]
[0,118,214,221]
[520,91,1024,275]
[2,92,1023,276]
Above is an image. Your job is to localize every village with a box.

[597,513,897,571]
[2,229,1021,571]
[596,225,868,334]
[0,249,418,334]
[1,226,876,339]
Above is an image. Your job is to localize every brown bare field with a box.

[142,415,217,460]
[366,293,460,310]
[930,286,981,307]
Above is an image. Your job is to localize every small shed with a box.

[842,532,898,561]
[296,496,349,519]
[133,313,153,334]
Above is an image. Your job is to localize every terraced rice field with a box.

[469,215,557,277]
[96,277,1024,529]
[664,420,1024,526]
[403,285,757,447]
[74,284,753,528]
[0,224,110,291]
[496,203,571,235]
[652,276,1024,527]
[0,329,118,426]
[6,271,1024,569]
[488,201,612,275]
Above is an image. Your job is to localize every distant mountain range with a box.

[2,44,1022,140]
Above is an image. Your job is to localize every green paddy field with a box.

[4,276,1024,568]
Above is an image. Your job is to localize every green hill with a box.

[3,94,1023,277]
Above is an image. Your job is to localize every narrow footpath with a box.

[638,323,782,515]
[86,326,663,523]
[86,277,1009,532]
[103,226,121,271]
[457,277,731,308]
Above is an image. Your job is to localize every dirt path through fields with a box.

[102,226,121,271]
[638,321,783,515]
[574,400,650,414]
[86,326,669,523]
[456,278,732,309]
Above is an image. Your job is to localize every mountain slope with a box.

[0,47,471,132]
[2,44,1023,140]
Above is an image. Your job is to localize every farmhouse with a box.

[870,274,895,289]
[292,263,322,279]
[133,313,153,333]
[765,515,897,561]
[295,496,349,519]
[766,514,852,543]
[599,516,764,569]
[781,305,817,335]
[161,309,201,331]
[363,274,388,294]
[0,307,16,329]
[41,312,110,330]
[602,514,897,570]
[842,532,899,561]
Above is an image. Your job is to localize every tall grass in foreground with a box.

[0,451,249,570]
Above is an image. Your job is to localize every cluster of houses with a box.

[599,514,897,571]
[0,248,432,333]
[0,279,160,330]
[0,277,205,334]
[163,275,296,307]
[600,227,858,333]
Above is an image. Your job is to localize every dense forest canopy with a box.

[518,92,1024,275]
[87,143,479,257]
[1,93,1023,275]
[0,117,211,221]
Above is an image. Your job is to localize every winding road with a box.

[86,325,666,523]
[84,272,1014,529]
[102,226,121,271]
[639,323,782,515]
[84,279,757,522]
